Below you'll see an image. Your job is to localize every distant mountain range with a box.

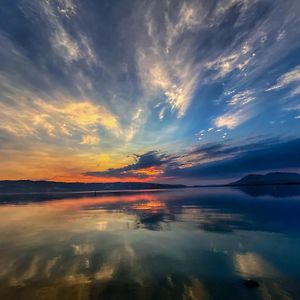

[1,172,300,194]
[0,180,186,194]
[230,172,300,186]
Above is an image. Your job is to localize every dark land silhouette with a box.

[229,172,300,186]
[0,180,186,194]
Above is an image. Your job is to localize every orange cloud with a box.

[135,166,164,176]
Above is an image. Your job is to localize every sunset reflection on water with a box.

[0,187,300,300]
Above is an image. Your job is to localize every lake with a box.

[0,186,300,300]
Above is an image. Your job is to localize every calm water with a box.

[0,187,300,300]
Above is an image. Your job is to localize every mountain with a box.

[230,172,300,186]
[0,180,186,194]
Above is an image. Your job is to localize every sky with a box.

[0,0,300,184]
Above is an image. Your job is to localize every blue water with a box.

[0,186,300,299]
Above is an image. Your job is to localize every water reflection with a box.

[234,185,300,198]
[0,187,300,299]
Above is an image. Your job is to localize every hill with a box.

[230,172,300,186]
[0,180,186,194]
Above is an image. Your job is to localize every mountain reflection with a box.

[234,184,300,198]
[0,187,300,299]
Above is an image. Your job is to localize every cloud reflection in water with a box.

[0,187,300,299]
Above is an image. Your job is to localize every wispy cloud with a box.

[214,110,248,129]
[0,97,119,145]
[56,0,77,18]
[227,90,255,106]
[137,1,207,118]
[1,0,300,182]
[205,44,253,79]
[266,66,300,97]
[36,0,97,65]
[214,90,256,129]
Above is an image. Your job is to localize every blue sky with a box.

[0,0,300,184]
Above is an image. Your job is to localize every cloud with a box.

[80,134,100,145]
[214,90,256,129]
[85,150,176,178]
[166,138,300,180]
[266,66,300,97]
[205,44,253,79]
[214,109,249,129]
[35,0,96,65]
[0,96,119,144]
[123,107,145,142]
[164,1,205,52]
[177,137,279,169]
[1,0,300,183]
[227,90,255,106]
[137,46,199,119]
[17,0,143,142]
[190,137,278,158]
[57,0,77,18]
[137,0,206,118]
[85,137,286,181]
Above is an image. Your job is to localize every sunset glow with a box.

[0,0,300,184]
